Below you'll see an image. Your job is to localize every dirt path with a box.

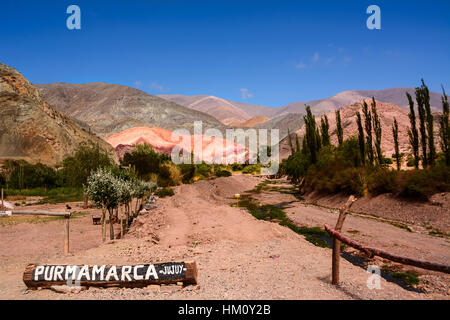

[0,175,448,299]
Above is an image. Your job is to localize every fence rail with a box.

[325,224,450,275]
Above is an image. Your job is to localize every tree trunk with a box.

[120,206,124,239]
[109,208,115,240]
[101,207,106,242]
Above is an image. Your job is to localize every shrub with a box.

[155,187,174,198]
[397,166,450,200]
[158,163,182,187]
[9,161,58,189]
[121,143,161,179]
[60,142,113,188]
[406,157,415,167]
[242,164,261,174]
[195,163,212,178]
[216,170,232,177]
[231,163,244,171]
[367,168,397,195]
[382,157,393,165]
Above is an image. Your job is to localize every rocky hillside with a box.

[279,99,441,160]
[37,83,228,139]
[0,63,115,166]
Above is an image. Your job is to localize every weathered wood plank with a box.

[12,211,70,217]
[325,224,450,274]
[23,261,198,289]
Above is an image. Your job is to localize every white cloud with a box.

[296,61,307,69]
[312,52,320,63]
[240,88,254,99]
[134,80,142,88]
[149,82,165,92]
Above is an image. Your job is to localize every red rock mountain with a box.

[106,127,250,164]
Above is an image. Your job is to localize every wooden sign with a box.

[23,261,197,289]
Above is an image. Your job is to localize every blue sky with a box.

[1,0,449,107]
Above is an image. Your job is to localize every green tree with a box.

[421,80,436,166]
[362,101,374,165]
[439,87,450,166]
[371,98,383,165]
[416,86,428,167]
[295,134,301,152]
[320,115,331,147]
[304,106,318,163]
[356,112,366,165]
[392,118,401,170]
[121,143,161,180]
[287,128,295,155]
[335,109,344,147]
[61,142,113,188]
[406,92,420,169]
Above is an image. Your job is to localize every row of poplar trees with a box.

[287,79,449,171]
[403,80,450,169]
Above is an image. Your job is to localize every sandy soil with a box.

[0,175,448,299]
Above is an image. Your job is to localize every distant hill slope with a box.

[37,84,228,139]
[158,94,255,125]
[279,99,441,161]
[0,63,116,166]
[254,113,305,142]
[160,87,443,125]
[276,87,443,116]
[229,116,270,128]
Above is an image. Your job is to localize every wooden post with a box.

[64,215,70,255]
[331,195,357,285]
[83,192,88,209]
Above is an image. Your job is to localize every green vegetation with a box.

[155,187,175,198]
[281,81,450,201]
[215,169,232,177]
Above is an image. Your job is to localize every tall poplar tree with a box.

[392,118,401,170]
[304,106,318,163]
[335,109,344,147]
[362,101,374,165]
[356,112,365,165]
[320,115,330,147]
[421,80,435,166]
[416,86,428,167]
[406,92,420,169]
[439,87,450,166]
[371,98,383,165]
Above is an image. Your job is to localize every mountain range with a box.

[36,83,228,139]
[0,63,115,166]
[158,87,443,125]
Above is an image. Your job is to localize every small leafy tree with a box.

[356,112,365,165]
[86,168,122,241]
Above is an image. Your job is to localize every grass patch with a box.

[391,271,420,286]
[231,194,332,248]
[0,211,90,226]
[155,187,174,198]
[6,187,83,204]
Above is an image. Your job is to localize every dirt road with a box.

[0,175,448,299]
